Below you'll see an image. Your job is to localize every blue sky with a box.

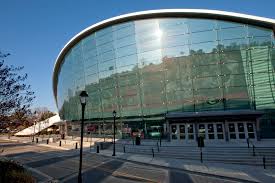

[1,0,275,112]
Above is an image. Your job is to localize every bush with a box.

[0,159,35,183]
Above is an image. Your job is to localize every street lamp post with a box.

[32,121,36,142]
[32,111,37,142]
[78,90,88,183]
[112,110,116,156]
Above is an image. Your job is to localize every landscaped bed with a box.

[0,158,35,183]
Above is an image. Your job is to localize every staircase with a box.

[111,142,275,167]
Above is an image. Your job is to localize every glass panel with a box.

[190,41,218,54]
[188,124,194,133]
[247,123,254,132]
[229,123,235,133]
[217,134,224,139]
[208,124,214,133]
[171,125,178,139]
[187,124,194,139]
[198,124,205,138]
[190,30,217,44]
[248,26,272,37]
[238,123,245,132]
[209,134,215,139]
[208,124,214,139]
[248,133,255,138]
[219,26,247,40]
[216,124,223,133]
[188,19,216,32]
[218,21,243,29]
[239,133,245,139]
[179,125,185,139]
[160,18,188,36]
[230,133,236,139]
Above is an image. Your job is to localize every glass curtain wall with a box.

[56,18,275,137]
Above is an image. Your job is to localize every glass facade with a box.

[56,18,275,138]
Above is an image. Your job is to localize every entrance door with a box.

[200,123,225,141]
[227,122,256,140]
[216,123,225,140]
[207,124,215,140]
[170,123,195,142]
[246,122,256,139]
[237,123,246,139]
[198,124,206,139]
[228,123,237,140]
[187,124,195,141]
[179,124,186,140]
[171,125,178,140]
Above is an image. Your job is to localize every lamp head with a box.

[79,90,88,105]
[113,110,117,117]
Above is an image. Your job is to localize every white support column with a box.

[235,123,239,140]
[185,123,188,141]
[205,123,208,140]
[214,123,218,140]
[224,120,229,141]
[176,124,180,141]
[244,122,249,139]
[166,120,171,142]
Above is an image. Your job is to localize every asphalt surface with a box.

[0,139,243,183]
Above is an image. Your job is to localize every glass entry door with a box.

[247,122,256,139]
[170,123,195,141]
[199,123,225,141]
[227,122,256,140]
[171,125,178,140]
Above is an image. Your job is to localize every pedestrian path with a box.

[2,135,275,183]
[93,149,275,183]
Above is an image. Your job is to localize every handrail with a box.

[247,138,268,168]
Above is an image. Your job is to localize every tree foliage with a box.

[0,52,35,119]
[33,107,55,121]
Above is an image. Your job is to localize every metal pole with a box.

[200,146,203,163]
[32,122,34,142]
[78,103,85,183]
[263,156,266,169]
[112,114,116,156]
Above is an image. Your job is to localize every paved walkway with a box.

[93,149,275,183]
[2,135,275,183]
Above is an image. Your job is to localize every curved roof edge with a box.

[52,9,275,108]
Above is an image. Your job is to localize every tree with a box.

[33,107,55,121]
[0,51,35,120]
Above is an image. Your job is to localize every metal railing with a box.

[246,138,273,169]
[106,140,275,168]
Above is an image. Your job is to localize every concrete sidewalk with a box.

[33,141,275,183]
[2,135,275,183]
[92,149,275,183]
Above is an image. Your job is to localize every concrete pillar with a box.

[194,122,198,141]
[166,119,170,142]
[256,118,261,141]
[224,120,229,142]
[64,121,68,136]
[99,123,102,135]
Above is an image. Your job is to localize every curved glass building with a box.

[53,9,275,141]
